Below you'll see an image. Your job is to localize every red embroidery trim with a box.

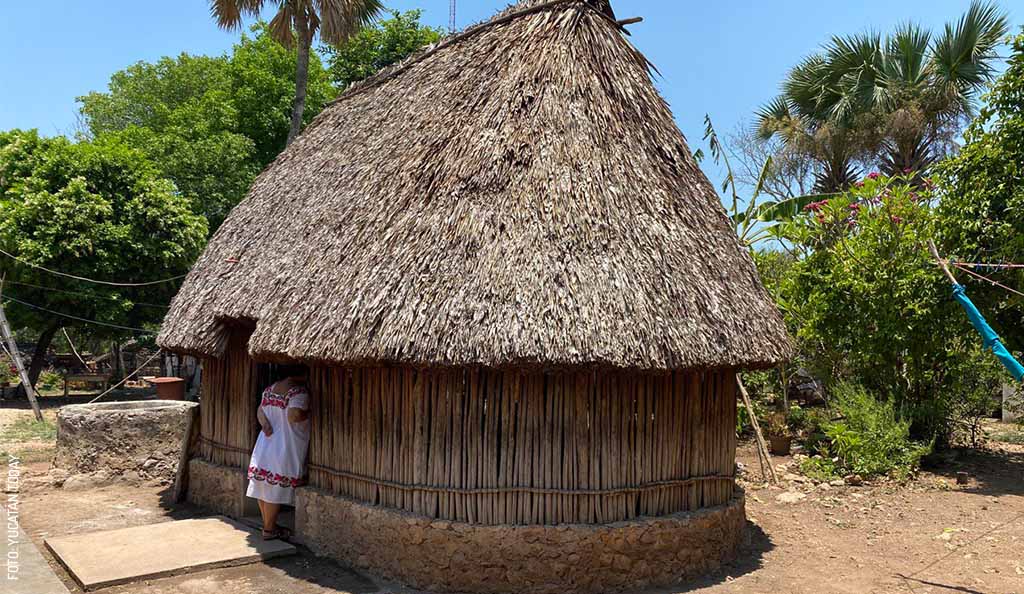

[260,387,306,410]
[247,465,303,488]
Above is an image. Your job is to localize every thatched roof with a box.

[158,0,792,371]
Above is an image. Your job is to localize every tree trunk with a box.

[112,341,124,381]
[16,320,61,398]
[287,14,312,146]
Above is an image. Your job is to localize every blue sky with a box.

[1,0,1016,191]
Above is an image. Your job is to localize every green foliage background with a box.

[0,130,207,340]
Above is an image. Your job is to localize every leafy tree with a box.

[0,130,207,389]
[210,0,383,145]
[78,25,334,231]
[228,26,335,165]
[323,10,443,91]
[768,174,1003,440]
[937,29,1024,347]
[758,1,1008,189]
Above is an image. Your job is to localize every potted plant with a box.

[766,412,792,456]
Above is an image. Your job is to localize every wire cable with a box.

[87,349,164,404]
[3,280,169,308]
[957,262,1024,270]
[953,263,1024,299]
[1,295,157,334]
[0,248,188,287]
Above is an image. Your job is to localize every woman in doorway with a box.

[246,364,311,540]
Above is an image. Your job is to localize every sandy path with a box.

[5,404,1024,594]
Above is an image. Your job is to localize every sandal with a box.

[261,525,292,541]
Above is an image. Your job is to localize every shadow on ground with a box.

[156,485,382,593]
[924,446,1024,498]
[655,521,774,593]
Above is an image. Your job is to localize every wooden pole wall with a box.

[304,366,737,526]
[190,329,737,526]
[196,329,262,468]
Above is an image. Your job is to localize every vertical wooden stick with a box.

[0,280,43,421]
[736,374,777,484]
[928,240,958,284]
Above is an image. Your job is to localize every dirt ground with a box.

[4,398,1024,594]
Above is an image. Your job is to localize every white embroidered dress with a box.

[246,385,310,505]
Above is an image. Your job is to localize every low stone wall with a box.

[54,400,198,486]
[296,487,747,594]
[187,458,254,518]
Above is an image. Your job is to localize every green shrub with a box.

[38,369,62,391]
[801,383,931,480]
[0,364,15,385]
[800,456,838,481]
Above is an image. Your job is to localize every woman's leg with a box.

[261,501,282,533]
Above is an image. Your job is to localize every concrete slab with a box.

[3,508,70,594]
[44,516,296,591]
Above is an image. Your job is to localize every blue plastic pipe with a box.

[952,284,1024,382]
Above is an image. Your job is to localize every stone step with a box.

[44,516,296,591]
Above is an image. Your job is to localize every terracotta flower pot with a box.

[769,435,792,456]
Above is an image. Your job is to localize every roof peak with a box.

[325,0,620,110]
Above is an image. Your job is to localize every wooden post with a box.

[928,240,958,284]
[737,374,778,484]
[173,404,199,502]
[63,328,86,368]
[0,281,43,421]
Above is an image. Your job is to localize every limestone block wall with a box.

[54,400,198,485]
[187,458,256,518]
[295,486,747,594]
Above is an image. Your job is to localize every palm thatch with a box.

[158,0,792,371]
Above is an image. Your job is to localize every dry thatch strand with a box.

[159,0,791,371]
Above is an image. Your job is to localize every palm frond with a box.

[784,55,834,121]
[209,0,264,30]
[826,32,885,119]
[755,96,792,140]
[884,23,930,88]
[268,2,296,47]
[930,0,1009,92]
[316,0,385,46]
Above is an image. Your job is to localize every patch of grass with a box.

[990,430,1024,445]
[1,446,55,464]
[1,417,57,444]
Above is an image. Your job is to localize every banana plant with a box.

[697,115,835,246]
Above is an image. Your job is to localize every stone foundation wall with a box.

[296,487,746,594]
[187,458,254,518]
[54,400,197,486]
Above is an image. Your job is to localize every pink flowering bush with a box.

[762,174,1003,444]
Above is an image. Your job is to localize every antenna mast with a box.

[449,0,456,32]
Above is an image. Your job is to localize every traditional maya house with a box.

[158,0,791,591]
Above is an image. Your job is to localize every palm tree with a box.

[755,56,869,193]
[211,0,384,145]
[758,0,1007,187]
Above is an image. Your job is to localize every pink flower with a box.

[854,181,865,188]
[867,172,880,180]
[909,191,919,202]
[805,199,829,213]
[903,167,912,175]
[849,203,861,211]
[891,215,903,224]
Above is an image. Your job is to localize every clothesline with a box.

[954,261,1024,270]
[953,263,1024,299]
